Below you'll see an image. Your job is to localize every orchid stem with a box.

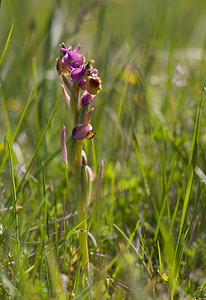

[75,139,89,277]
[78,197,89,270]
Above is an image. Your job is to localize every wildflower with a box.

[80,91,94,106]
[72,124,95,140]
[85,61,102,95]
[58,42,104,272]
[172,64,186,87]
[157,269,168,282]
[72,108,95,140]
[61,43,85,69]
[70,60,96,83]
[70,60,102,95]
[56,44,85,75]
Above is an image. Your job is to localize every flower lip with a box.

[86,76,102,95]
[89,77,100,88]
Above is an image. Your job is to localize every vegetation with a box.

[0,0,206,299]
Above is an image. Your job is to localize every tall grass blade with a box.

[0,88,33,172]
[32,57,40,140]
[0,22,14,67]
[16,92,62,198]
[7,139,19,249]
[173,96,203,284]
[113,222,152,277]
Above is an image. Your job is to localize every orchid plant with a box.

[57,44,103,276]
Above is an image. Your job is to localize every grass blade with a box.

[0,88,33,172]
[7,139,19,249]
[0,22,14,67]
[16,92,62,198]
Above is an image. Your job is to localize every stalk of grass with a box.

[110,81,127,157]
[1,85,12,140]
[25,217,89,276]
[16,91,62,198]
[113,222,153,278]
[42,163,49,242]
[53,183,59,256]
[0,88,33,172]
[74,138,90,273]
[112,220,141,278]
[7,139,19,251]
[0,21,14,67]
[171,95,203,297]
[32,57,40,141]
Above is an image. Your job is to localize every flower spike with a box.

[58,42,103,271]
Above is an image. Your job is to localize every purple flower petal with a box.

[80,91,94,106]
[70,66,85,82]
[73,45,82,52]
[60,44,85,69]
[91,68,98,76]
[78,78,87,90]
[68,52,85,67]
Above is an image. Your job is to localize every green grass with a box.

[0,0,206,299]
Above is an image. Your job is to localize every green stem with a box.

[78,199,89,269]
[71,83,90,277]
[75,141,89,271]
[7,139,19,251]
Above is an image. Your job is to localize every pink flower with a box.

[61,44,85,69]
